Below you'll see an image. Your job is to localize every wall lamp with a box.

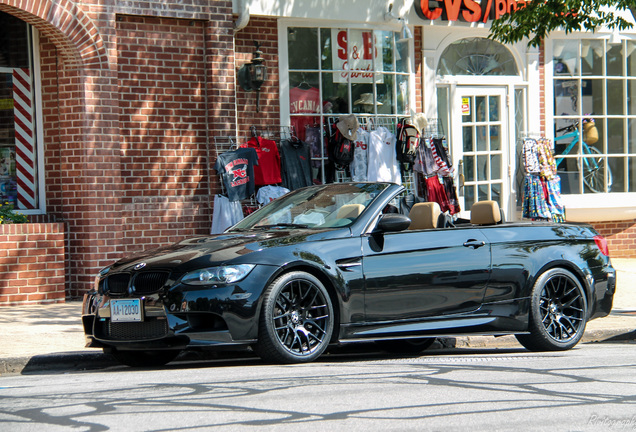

[238,41,267,112]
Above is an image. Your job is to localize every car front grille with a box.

[133,272,169,295]
[107,274,130,295]
[105,271,169,296]
[106,319,169,340]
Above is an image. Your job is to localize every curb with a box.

[1,328,634,376]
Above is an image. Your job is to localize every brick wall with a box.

[591,220,636,258]
[0,223,66,305]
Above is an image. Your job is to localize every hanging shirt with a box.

[351,127,369,182]
[256,185,290,205]
[279,139,313,190]
[211,194,244,234]
[243,136,282,186]
[367,126,401,184]
[214,147,258,202]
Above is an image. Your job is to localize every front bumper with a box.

[82,265,278,350]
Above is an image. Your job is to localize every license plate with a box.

[111,299,142,322]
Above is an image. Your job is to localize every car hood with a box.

[109,229,346,274]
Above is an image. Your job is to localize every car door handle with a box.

[463,239,486,249]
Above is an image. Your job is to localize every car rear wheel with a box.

[256,271,334,363]
[516,268,587,351]
[109,348,181,367]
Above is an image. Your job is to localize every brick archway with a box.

[0,0,107,68]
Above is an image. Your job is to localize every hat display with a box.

[410,113,428,134]
[336,114,359,141]
[354,93,382,106]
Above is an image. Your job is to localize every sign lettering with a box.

[415,0,528,23]
[331,29,384,84]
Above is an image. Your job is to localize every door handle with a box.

[463,239,486,249]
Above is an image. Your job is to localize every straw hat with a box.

[337,114,359,141]
[354,93,382,106]
[410,113,428,134]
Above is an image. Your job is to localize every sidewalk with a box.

[1,259,635,375]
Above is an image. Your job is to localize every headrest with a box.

[408,202,441,230]
[471,201,502,225]
[338,203,365,219]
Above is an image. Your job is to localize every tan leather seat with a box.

[408,202,441,230]
[470,200,502,225]
[337,203,365,219]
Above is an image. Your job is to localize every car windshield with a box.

[229,183,391,231]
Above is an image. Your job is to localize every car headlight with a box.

[181,264,255,285]
[94,266,111,292]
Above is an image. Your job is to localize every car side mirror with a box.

[375,214,411,233]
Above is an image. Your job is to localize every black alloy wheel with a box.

[516,268,588,351]
[256,271,334,363]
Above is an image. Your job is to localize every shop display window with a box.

[553,38,636,194]
[0,12,39,210]
[286,25,412,184]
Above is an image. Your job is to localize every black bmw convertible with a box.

[82,182,616,366]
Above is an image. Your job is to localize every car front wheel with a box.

[516,268,588,351]
[256,271,334,363]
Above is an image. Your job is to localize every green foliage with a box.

[0,201,28,224]
[489,1,636,48]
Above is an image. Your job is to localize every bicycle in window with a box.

[554,121,612,193]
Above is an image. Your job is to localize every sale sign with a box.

[331,29,384,83]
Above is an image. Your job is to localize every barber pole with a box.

[12,68,36,210]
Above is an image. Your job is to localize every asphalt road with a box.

[1,343,635,431]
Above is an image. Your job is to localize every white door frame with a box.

[450,85,515,220]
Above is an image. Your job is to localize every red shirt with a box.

[243,137,282,186]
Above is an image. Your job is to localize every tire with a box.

[376,338,436,354]
[256,271,334,363]
[516,268,587,351]
[582,146,612,193]
[109,348,181,367]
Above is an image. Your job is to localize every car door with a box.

[361,227,491,322]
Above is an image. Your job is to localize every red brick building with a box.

[0,0,635,305]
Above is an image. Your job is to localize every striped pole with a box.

[12,68,36,210]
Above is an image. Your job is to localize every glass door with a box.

[452,87,508,219]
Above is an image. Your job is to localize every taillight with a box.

[594,235,610,256]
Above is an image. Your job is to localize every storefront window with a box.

[0,12,38,210]
[436,38,518,76]
[553,38,636,194]
[286,26,412,183]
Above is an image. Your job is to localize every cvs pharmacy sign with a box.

[415,0,528,23]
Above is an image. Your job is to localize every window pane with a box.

[553,40,579,75]
[476,126,487,151]
[464,155,475,181]
[396,34,408,73]
[608,157,625,192]
[581,40,603,76]
[320,28,333,71]
[607,41,624,76]
[582,79,604,115]
[629,157,636,192]
[379,30,394,72]
[478,184,488,201]
[491,154,501,180]
[554,79,579,115]
[476,96,487,121]
[607,118,624,154]
[489,96,500,121]
[465,185,475,209]
[628,41,636,76]
[322,72,349,114]
[397,75,409,115]
[607,80,624,115]
[463,126,474,152]
[477,155,488,181]
[376,74,395,114]
[628,118,636,152]
[490,125,501,151]
[628,80,636,115]
[288,27,318,69]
